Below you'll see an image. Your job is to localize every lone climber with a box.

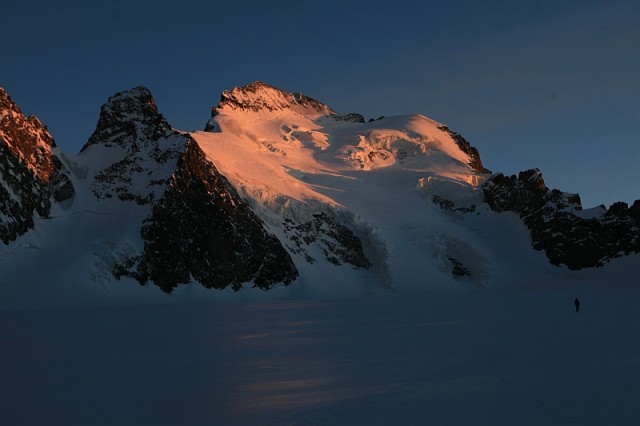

[574,297,580,313]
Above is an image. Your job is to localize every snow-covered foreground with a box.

[2,286,639,425]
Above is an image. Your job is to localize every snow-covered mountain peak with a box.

[81,86,172,153]
[204,82,487,177]
[77,87,188,205]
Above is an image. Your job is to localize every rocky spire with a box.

[81,86,173,152]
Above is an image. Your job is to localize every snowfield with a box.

[2,286,639,425]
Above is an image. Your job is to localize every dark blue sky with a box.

[2,0,639,207]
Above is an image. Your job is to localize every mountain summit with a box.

[214,81,336,115]
[205,81,365,131]
[0,82,638,307]
[81,86,172,153]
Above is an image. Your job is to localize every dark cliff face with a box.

[117,139,299,292]
[0,86,74,244]
[482,169,640,269]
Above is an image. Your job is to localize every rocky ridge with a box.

[482,169,640,269]
[0,87,74,244]
[205,81,364,131]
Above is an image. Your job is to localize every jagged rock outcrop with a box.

[212,81,335,115]
[84,86,298,292]
[81,86,173,152]
[0,86,74,244]
[431,195,476,214]
[334,112,366,123]
[283,213,371,268]
[204,81,364,130]
[483,169,640,269]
